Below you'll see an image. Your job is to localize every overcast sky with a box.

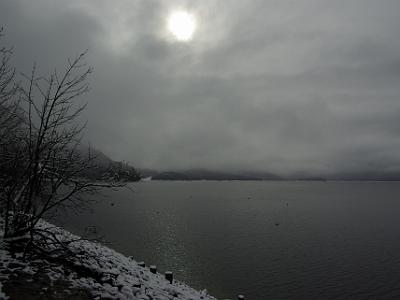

[1,0,400,175]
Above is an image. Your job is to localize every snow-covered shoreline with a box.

[0,220,217,300]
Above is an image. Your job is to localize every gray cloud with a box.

[1,0,400,175]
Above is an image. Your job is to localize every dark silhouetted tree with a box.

[0,32,123,256]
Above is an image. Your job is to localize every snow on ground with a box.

[0,220,217,300]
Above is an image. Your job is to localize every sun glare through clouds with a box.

[167,10,197,41]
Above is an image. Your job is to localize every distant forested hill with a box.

[80,147,141,182]
[150,169,281,181]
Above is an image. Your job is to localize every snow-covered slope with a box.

[0,221,217,300]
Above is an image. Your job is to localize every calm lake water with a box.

[56,181,400,299]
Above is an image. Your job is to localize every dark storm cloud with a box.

[1,0,400,175]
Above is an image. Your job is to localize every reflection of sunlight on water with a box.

[151,211,188,276]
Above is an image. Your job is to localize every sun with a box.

[167,11,197,42]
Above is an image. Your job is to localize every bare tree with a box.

[0,46,123,254]
[0,29,19,130]
[0,28,22,160]
[0,28,25,227]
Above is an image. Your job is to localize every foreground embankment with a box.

[0,221,217,300]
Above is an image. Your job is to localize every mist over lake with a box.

[55,181,400,299]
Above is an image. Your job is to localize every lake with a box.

[55,181,400,299]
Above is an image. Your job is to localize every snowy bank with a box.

[0,220,217,300]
